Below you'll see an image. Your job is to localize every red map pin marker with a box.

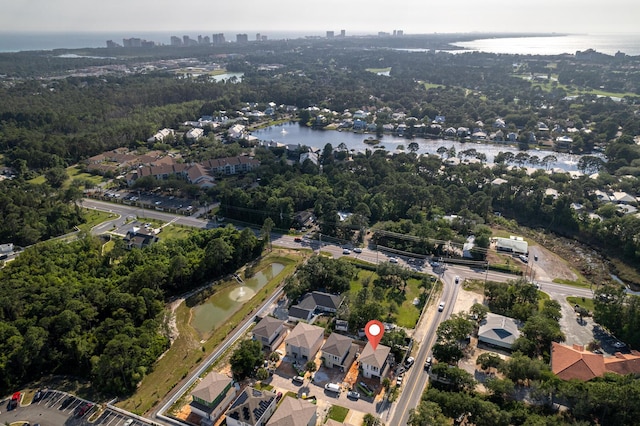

[365,320,384,350]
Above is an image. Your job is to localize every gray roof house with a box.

[253,316,287,352]
[288,291,343,322]
[321,333,358,369]
[478,313,520,350]
[190,372,239,425]
[360,342,392,383]
[266,396,317,426]
[285,322,324,361]
[225,387,277,426]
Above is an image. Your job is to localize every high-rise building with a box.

[326,31,334,38]
[202,35,210,44]
[106,40,120,48]
[170,36,182,46]
[340,29,346,37]
[212,33,226,44]
[236,34,248,43]
[122,38,142,47]
[256,33,261,41]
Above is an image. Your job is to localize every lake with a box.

[252,122,590,171]
[191,262,285,337]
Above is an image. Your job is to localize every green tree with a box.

[408,401,449,426]
[230,339,263,380]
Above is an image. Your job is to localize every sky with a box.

[0,0,638,35]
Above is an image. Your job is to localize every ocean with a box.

[451,33,640,56]
[0,31,638,56]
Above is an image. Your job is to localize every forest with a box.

[0,226,264,395]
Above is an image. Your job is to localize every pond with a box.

[252,122,598,172]
[191,262,285,337]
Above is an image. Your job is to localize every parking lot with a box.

[0,389,143,426]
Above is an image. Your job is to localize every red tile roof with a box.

[551,342,640,381]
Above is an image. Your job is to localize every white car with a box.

[389,257,398,263]
[353,247,362,253]
[438,301,445,312]
[342,248,351,255]
[404,356,415,368]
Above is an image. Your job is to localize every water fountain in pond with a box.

[229,285,256,302]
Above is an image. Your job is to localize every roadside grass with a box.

[552,277,591,288]
[327,405,349,422]
[78,209,116,233]
[118,253,301,415]
[463,279,485,295]
[158,224,196,241]
[567,296,595,313]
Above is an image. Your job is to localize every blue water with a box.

[253,122,593,172]
[0,32,638,56]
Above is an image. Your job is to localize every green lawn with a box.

[78,209,116,233]
[567,296,595,313]
[552,278,591,288]
[422,82,445,90]
[327,405,349,422]
[157,224,196,241]
[366,67,391,73]
[348,268,424,328]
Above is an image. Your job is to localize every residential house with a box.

[444,127,457,137]
[555,136,573,150]
[266,397,317,426]
[185,163,215,188]
[147,128,174,143]
[359,342,391,382]
[434,115,446,124]
[190,372,239,425]
[507,132,518,142]
[300,152,319,166]
[494,118,506,128]
[284,322,324,361]
[124,227,159,250]
[293,211,315,229]
[551,342,640,381]
[288,291,343,322]
[0,243,14,254]
[612,191,636,204]
[186,128,205,142]
[321,333,358,369]
[225,387,277,426]
[228,124,247,141]
[253,316,287,352]
[478,313,520,350]
[457,127,470,137]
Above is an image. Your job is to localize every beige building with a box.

[285,322,324,361]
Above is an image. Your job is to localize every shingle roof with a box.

[322,333,353,359]
[266,397,316,426]
[253,316,285,340]
[226,387,276,426]
[359,342,391,369]
[285,322,324,350]
[288,306,313,321]
[295,291,342,311]
[192,371,233,403]
[478,313,520,347]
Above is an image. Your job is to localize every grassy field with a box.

[552,277,591,288]
[78,208,116,233]
[366,67,391,73]
[118,252,302,415]
[327,405,349,422]
[567,296,595,313]
[28,165,106,188]
[348,268,424,328]
[421,82,445,90]
[158,224,197,241]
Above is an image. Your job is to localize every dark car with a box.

[33,390,43,402]
[60,396,74,409]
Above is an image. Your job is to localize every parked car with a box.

[325,383,341,393]
[76,403,93,417]
[8,392,20,410]
[33,390,43,402]
[396,374,404,386]
[424,356,432,370]
[404,356,415,368]
[347,390,360,400]
[123,419,134,426]
[292,376,305,385]
[60,396,74,409]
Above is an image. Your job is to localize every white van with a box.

[324,383,341,393]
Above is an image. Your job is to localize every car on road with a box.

[424,356,432,370]
[438,301,446,312]
[342,248,351,255]
[294,237,302,242]
[347,390,361,400]
[325,383,341,393]
[389,257,398,263]
[404,356,415,368]
[455,276,460,284]
[292,376,305,385]
[353,247,362,253]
